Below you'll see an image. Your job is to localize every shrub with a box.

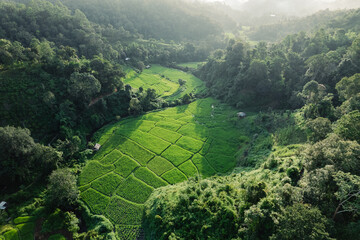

[286,167,301,186]
[271,204,332,240]
[46,168,79,209]
[334,110,360,142]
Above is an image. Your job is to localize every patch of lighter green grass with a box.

[177,62,205,69]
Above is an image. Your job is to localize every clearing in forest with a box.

[123,64,206,100]
[78,98,252,239]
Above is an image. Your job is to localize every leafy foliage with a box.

[46,168,79,209]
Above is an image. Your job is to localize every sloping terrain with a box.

[78,98,253,238]
[123,65,206,100]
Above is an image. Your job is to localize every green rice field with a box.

[1,216,36,240]
[123,64,206,100]
[79,98,253,239]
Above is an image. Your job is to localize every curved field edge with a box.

[78,98,256,239]
[123,64,206,100]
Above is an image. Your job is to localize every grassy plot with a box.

[115,120,156,134]
[79,161,114,186]
[161,145,193,166]
[125,131,171,155]
[123,69,179,97]
[176,136,203,153]
[91,172,123,196]
[116,175,154,204]
[116,137,154,166]
[123,65,206,100]
[205,153,235,173]
[81,188,110,215]
[116,225,142,240]
[13,217,36,225]
[98,150,122,165]
[16,222,35,237]
[134,167,168,188]
[178,160,198,178]
[155,120,182,131]
[162,168,188,184]
[149,127,182,143]
[114,155,140,178]
[48,234,66,240]
[177,123,208,141]
[148,65,206,100]
[80,98,252,237]
[3,229,20,240]
[192,154,217,178]
[147,156,174,176]
[106,196,144,225]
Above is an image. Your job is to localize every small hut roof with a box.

[94,143,101,151]
[0,201,7,210]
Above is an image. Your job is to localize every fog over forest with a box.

[195,0,360,16]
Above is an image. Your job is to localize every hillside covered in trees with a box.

[0,0,360,239]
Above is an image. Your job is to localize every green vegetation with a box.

[178,161,198,178]
[91,173,123,196]
[149,127,182,143]
[161,169,188,184]
[77,98,250,237]
[176,136,204,153]
[48,234,66,240]
[161,145,193,166]
[80,189,110,215]
[78,161,115,186]
[113,156,140,178]
[115,175,154,204]
[1,0,360,239]
[177,62,205,69]
[106,197,144,225]
[134,168,168,188]
[147,157,174,176]
[124,65,206,100]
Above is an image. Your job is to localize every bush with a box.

[271,204,332,240]
[46,168,79,209]
[334,110,360,143]
[286,167,300,186]
[306,117,332,142]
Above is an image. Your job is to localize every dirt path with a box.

[89,88,118,107]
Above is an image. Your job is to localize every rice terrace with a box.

[79,98,253,238]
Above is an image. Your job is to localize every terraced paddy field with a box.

[79,98,254,239]
[123,64,206,100]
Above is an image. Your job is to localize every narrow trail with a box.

[89,88,118,107]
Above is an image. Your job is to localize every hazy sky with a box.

[195,0,360,16]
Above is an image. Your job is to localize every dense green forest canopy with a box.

[0,0,360,239]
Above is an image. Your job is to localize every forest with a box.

[0,0,359,239]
